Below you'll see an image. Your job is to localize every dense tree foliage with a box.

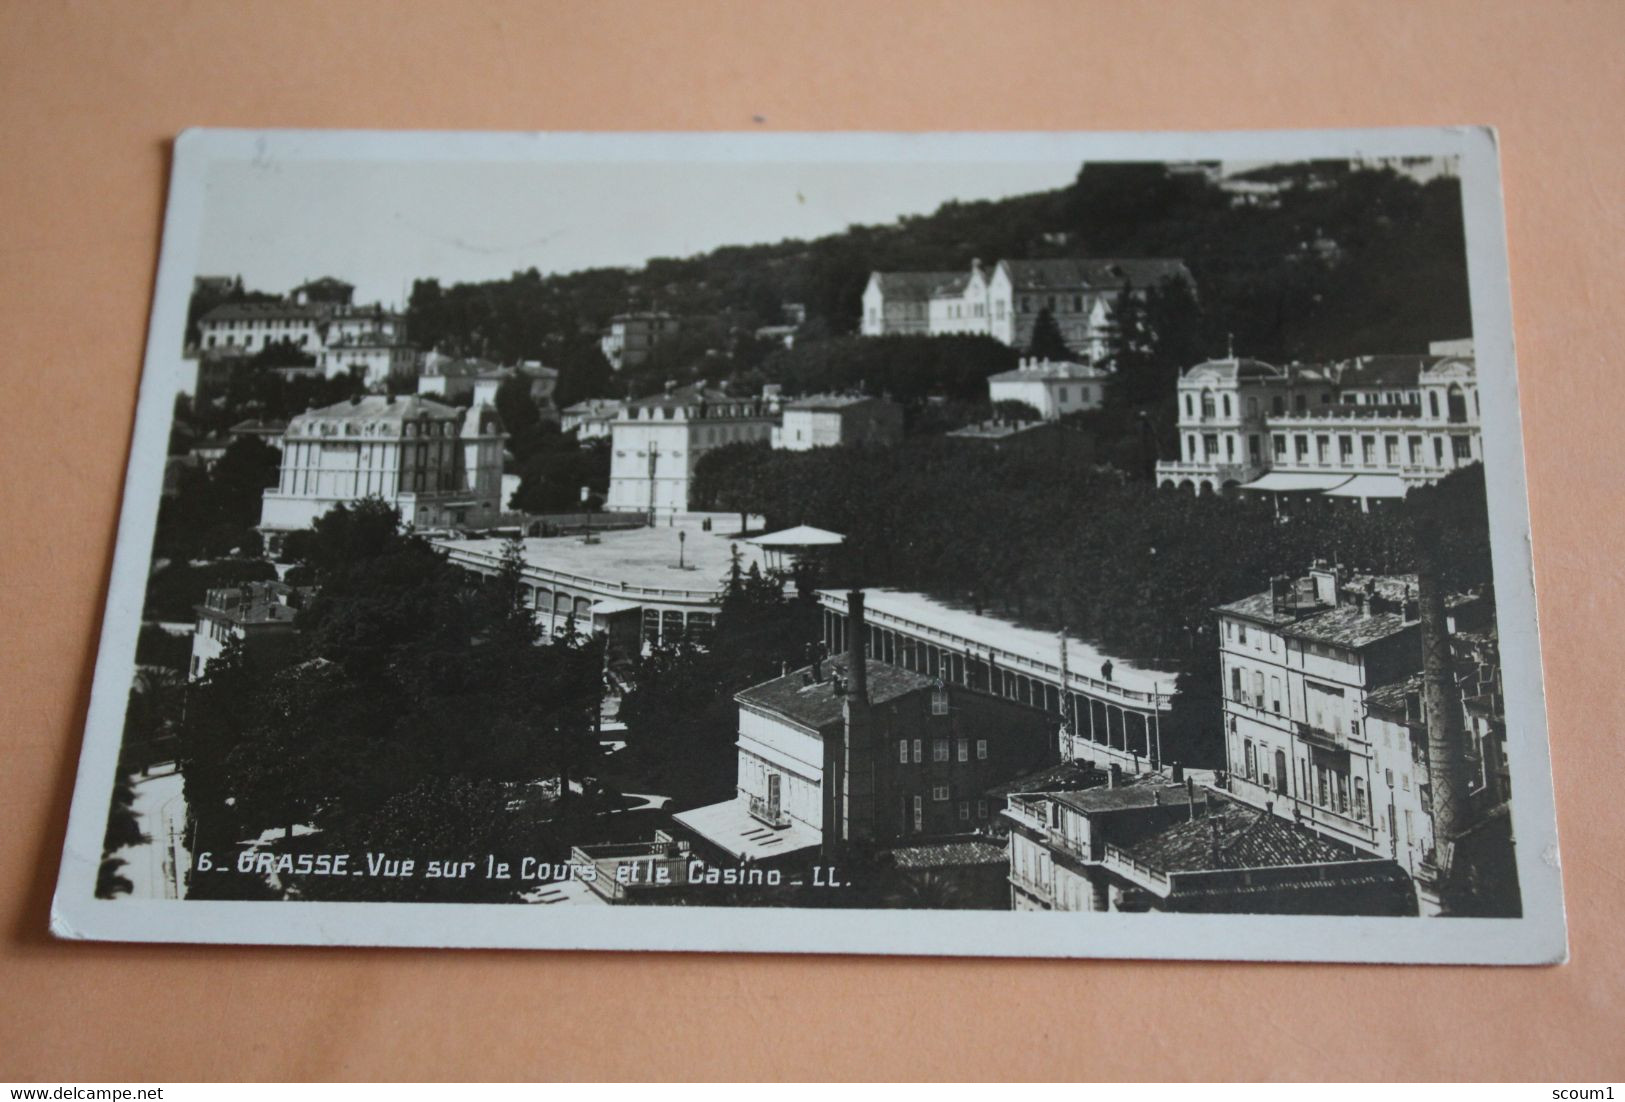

[693,439,1492,672]
[402,162,1469,401]
[179,501,607,902]
[614,556,821,810]
[151,436,282,564]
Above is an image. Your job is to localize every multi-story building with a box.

[288,276,355,306]
[600,311,680,371]
[925,260,992,337]
[986,357,1112,420]
[324,302,406,345]
[197,301,331,356]
[1210,562,1510,913]
[317,340,419,390]
[259,395,505,539]
[188,580,314,680]
[1003,778,1414,914]
[818,589,1180,776]
[673,591,1054,866]
[860,271,962,337]
[416,356,501,403]
[772,394,904,451]
[605,384,775,519]
[987,258,1191,360]
[864,258,1190,362]
[561,398,625,440]
[1155,349,1482,509]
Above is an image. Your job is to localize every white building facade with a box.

[259,395,505,536]
[986,357,1112,420]
[605,385,776,519]
[1155,350,1482,509]
[773,394,904,451]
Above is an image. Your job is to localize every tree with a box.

[992,399,1043,424]
[1026,307,1072,361]
[95,774,146,899]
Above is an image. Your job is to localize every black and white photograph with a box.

[50,128,1565,962]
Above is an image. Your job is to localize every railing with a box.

[821,593,1172,711]
[1046,827,1092,865]
[1005,797,1049,831]
[1293,719,1347,750]
[1220,775,1380,848]
[747,795,791,829]
[1099,843,1171,892]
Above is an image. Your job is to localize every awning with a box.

[1240,472,1353,493]
[589,598,641,616]
[748,524,846,548]
[672,797,821,862]
[1323,474,1408,501]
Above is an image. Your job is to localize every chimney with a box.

[840,590,875,852]
[1419,567,1474,900]
[1108,763,1122,789]
[1270,574,1292,616]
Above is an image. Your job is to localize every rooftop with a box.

[1053,781,1196,816]
[988,357,1112,383]
[870,270,963,299]
[999,257,1190,292]
[735,656,936,732]
[832,588,1178,697]
[984,760,1105,799]
[289,395,462,431]
[783,393,887,411]
[1121,794,1357,873]
[200,301,330,324]
[1327,354,1441,389]
[436,513,771,599]
[887,839,1008,870]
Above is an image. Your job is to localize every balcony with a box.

[1293,719,1348,751]
[747,794,791,829]
[1099,843,1171,893]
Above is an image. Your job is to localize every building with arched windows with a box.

[258,395,506,539]
[1154,343,1482,509]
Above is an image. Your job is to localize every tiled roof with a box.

[1182,357,1289,383]
[984,760,1105,798]
[1328,355,1440,389]
[1121,795,1356,873]
[735,657,935,733]
[1365,672,1425,719]
[1000,257,1190,292]
[888,839,1008,869]
[291,395,461,428]
[871,271,963,299]
[200,301,330,324]
[629,383,744,411]
[1281,605,1415,650]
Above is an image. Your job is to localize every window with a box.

[1434,437,1444,464]
[977,799,988,819]
[933,739,949,762]
[957,739,968,763]
[1385,435,1399,465]
[1247,397,1259,418]
[1252,670,1265,708]
[1231,665,1244,701]
[1222,394,1232,417]
[1244,740,1257,781]
[1184,394,1194,418]
[1339,435,1354,461]
[1273,434,1287,458]
[976,739,988,760]
[1203,434,1218,458]
[1058,386,1069,403]
[1408,435,1423,464]
[1270,676,1282,713]
[1294,393,1307,412]
[1272,395,1285,415]
[1237,622,1247,645]
[1201,390,1215,418]
[1294,434,1309,461]
[1360,435,1375,464]
[1452,435,1472,460]
[913,796,924,832]
[932,785,949,802]
[912,738,923,764]
[898,740,909,764]
[958,801,971,821]
[1354,778,1367,820]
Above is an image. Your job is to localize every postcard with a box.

[50,127,1566,962]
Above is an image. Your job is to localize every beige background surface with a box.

[3,0,1623,1082]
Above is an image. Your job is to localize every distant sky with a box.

[197,159,1083,307]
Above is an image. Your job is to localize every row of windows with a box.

[897,738,990,764]
[905,794,992,830]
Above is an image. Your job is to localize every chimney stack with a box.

[1419,567,1474,902]
[1108,763,1122,789]
[840,590,875,851]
